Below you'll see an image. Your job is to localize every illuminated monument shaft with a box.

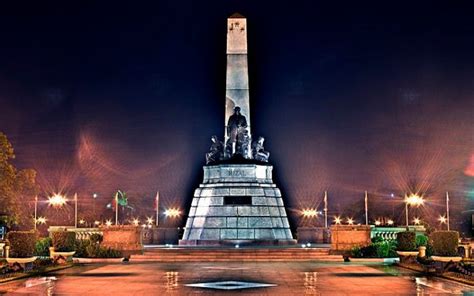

[225,13,251,146]
[180,14,295,246]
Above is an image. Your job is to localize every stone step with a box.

[143,248,329,253]
[138,255,334,258]
[130,256,343,262]
[134,256,339,260]
[130,247,340,262]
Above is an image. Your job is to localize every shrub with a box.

[415,235,428,248]
[74,239,91,258]
[396,231,417,251]
[74,239,122,258]
[89,233,103,244]
[6,231,38,258]
[33,258,54,268]
[375,241,397,258]
[34,237,52,257]
[51,231,76,252]
[351,246,363,258]
[371,236,384,244]
[430,231,459,256]
[98,247,122,258]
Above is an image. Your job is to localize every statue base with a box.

[179,163,296,246]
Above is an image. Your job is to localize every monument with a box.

[179,13,295,246]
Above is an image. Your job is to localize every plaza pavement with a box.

[0,261,473,295]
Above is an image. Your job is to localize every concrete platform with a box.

[130,246,342,262]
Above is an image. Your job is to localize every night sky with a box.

[1,1,473,228]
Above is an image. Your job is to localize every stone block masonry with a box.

[180,164,295,245]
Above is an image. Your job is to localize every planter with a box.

[396,251,419,256]
[72,257,124,264]
[5,256,37,264]
[418,246,426,258]
[431,256,462,262]
[53,251,76,257]
[49,247,75,258]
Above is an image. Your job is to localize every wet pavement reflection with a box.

[0,262,472,295]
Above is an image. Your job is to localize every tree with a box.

[0,132,39,227]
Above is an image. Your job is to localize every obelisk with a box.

[179,13,295,246]
[225,13,251,145]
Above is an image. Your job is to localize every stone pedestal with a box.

[180,164,295,246]
[330,225,371,252]
[100,225,143,255]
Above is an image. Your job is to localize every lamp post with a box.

[324,191,328,229]
[34,196,38,230]
[115,192,119,225]
[92,193,98,218]
[404,194,424,227]
[155,191,160,227]
[364,191,368,226]
[446,192,450,231]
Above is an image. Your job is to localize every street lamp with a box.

[132,218,140,226]
[302,208,318,218]
[387,219,394,226]
[36,217,47,225]
[92,193,98,217]
[47,193,67,207]
[404,194,424,227]
[413,217,421,225]
[347,218,354,225]
[164,208,181,218]
[438,215,447,227]
[146,217,154,225]
[333,216,342,225]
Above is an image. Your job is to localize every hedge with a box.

[351,241,397,258]
[35,237,52,256]
[6,231,38,258]
[415,235,428,248]
[52,231,76,252]
[430,230,459,256]
[74,239,122,258]
[396,231,417,251]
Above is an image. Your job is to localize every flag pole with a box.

[115,192,119,225]
[155,191,160,227]
[446,191,450,231]
[324,191,328,228]
[74,193,78,228]
[364,191,368,226]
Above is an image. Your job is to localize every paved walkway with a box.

[0,261,472,295]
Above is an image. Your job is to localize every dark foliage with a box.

[396,231,417,251]
[431,231,459,256]
[34,237,52,256]
[51,231,76,252]
[6,231,38,258]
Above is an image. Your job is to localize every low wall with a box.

[152,227,180,245]
[330,225,371,252]
[371,226,425,241]
[100,225,143,254]
[297,227,330,244]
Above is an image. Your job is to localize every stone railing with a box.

[370,226,426,241]
[48,226,102,240]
